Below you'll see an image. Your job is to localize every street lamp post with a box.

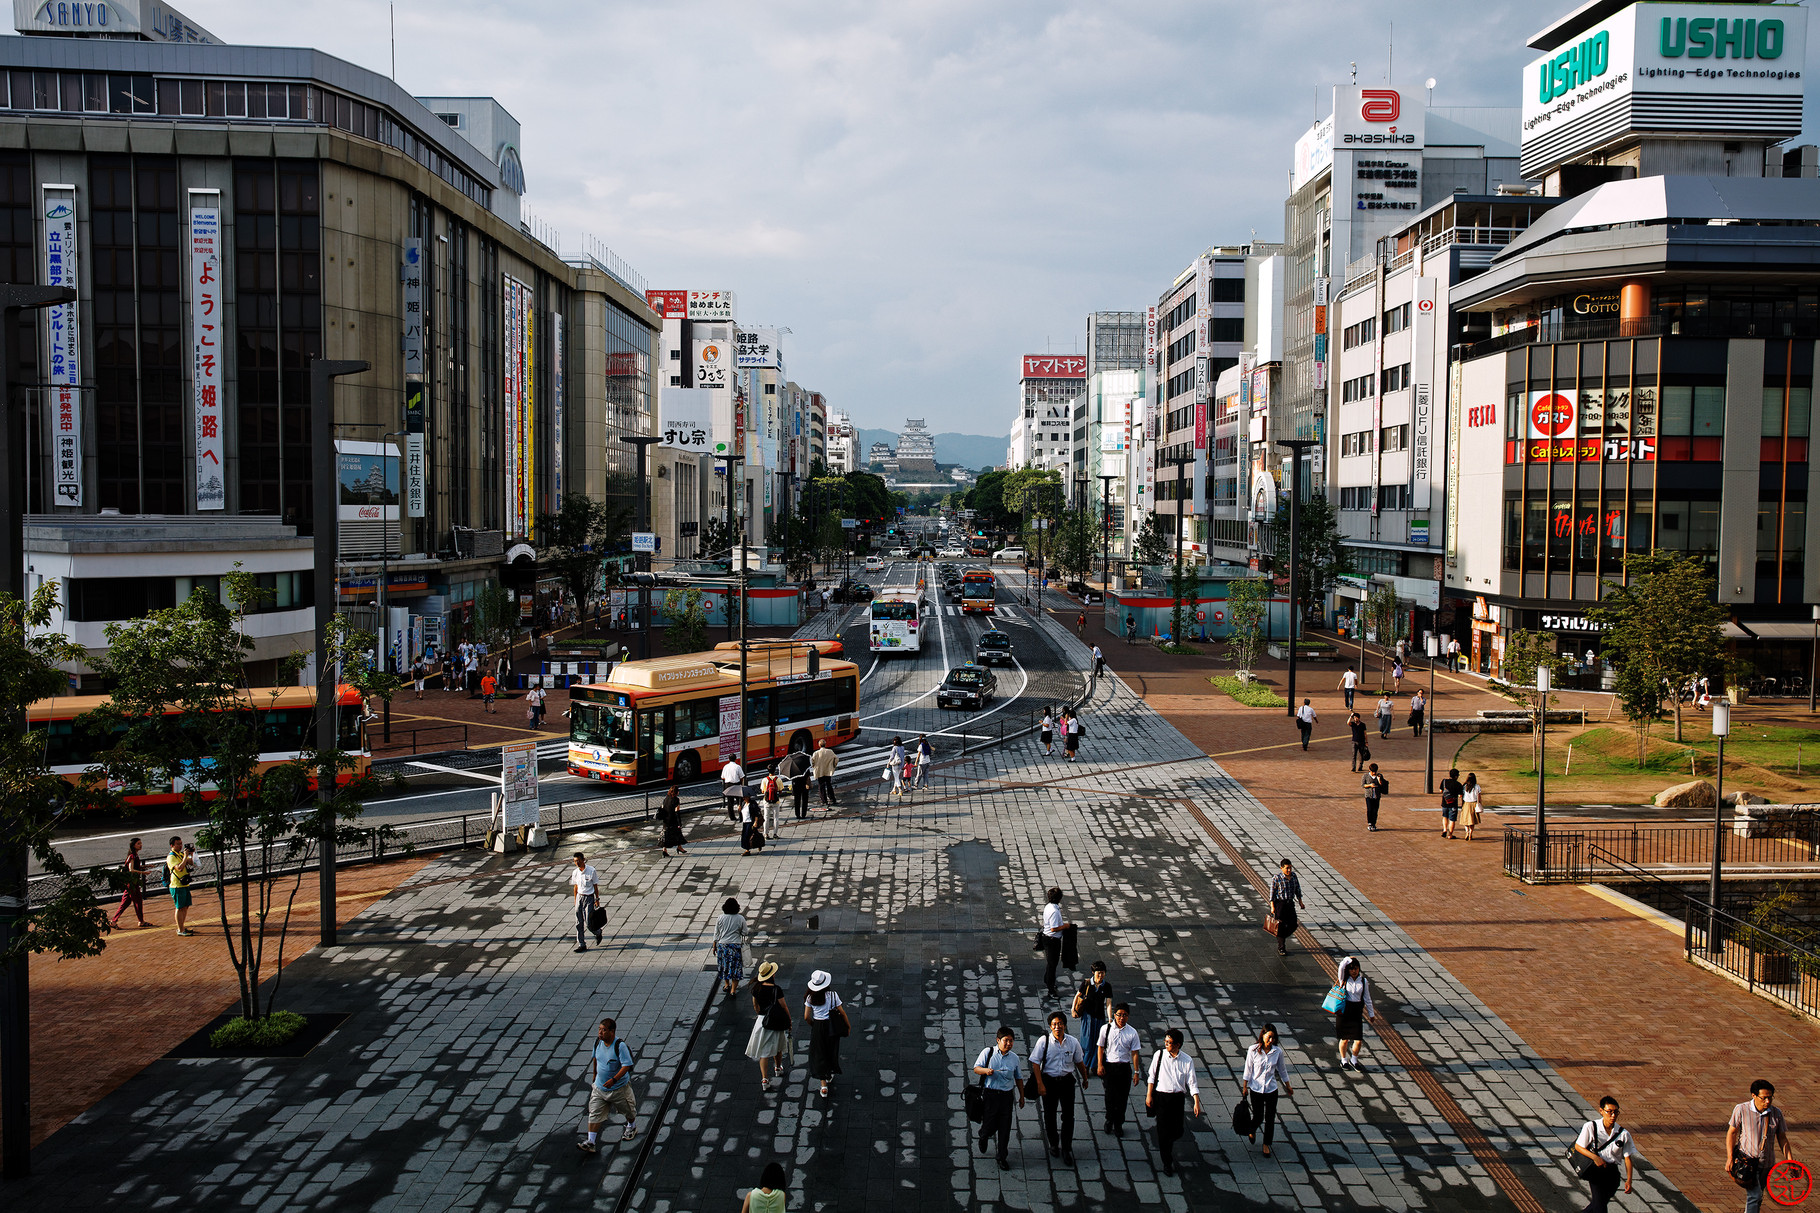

[714,454,745,646]
[1098,473,1117,599]
[1165,454,1192,643]
[1425,633,1439,794]
[1534,663,1551,877]
[1810,605,1818,713]
[377,430,407,745]
[619,435,662,661]
[1276,440,1317,717]
[0,284,80,1182]
[1708,699,1731,950]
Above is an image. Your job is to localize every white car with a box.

[992,547,1027,562]
[863,555,885,572]
[938,547,967,558]
[889,547,910,558]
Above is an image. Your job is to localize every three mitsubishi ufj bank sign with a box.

[1520,1,1807,178]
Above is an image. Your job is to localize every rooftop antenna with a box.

[390,3,396,81]
[1349,60,1357,86]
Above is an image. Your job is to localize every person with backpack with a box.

[1362,764,1388,832]
[111,837,151,928]
[760,764,784,838]
[1438,767,1464,839]
[1571,1095,1634,1212]
[971,1026,1026,1167]
[782,746,813,820]
[1030,1012,1088,1165]
[1071,961,1112,1060]
[576,1016,638,1152]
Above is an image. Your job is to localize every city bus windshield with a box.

[871,601,917,621]
[571,702,634,751]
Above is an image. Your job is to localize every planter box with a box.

[1730,687,1751,705]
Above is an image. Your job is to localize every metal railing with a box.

[1503,814,1820,882]
[1685,896,1820,1021]
[369,723,471,757]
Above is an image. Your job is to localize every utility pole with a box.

[1165,454,1192,641]
[714,453,745,645]
[0,283,78,1182]
[378,429,406,745]
[311,358,370,952]
[1276,440,1316,716]
[620,435,662,661]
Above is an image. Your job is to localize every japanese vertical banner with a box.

[551,311,563,502]
[402,239,425,518]
[189,193,224,509]
[42,184,81,506]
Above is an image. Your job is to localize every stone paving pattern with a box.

[13,585,1741,1211]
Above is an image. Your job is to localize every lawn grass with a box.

[1211,675,1288,708]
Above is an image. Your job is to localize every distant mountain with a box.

[855,427,1003,471]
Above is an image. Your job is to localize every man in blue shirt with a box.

[578,1018,637,1154]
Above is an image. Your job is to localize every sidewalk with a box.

[1096,612,1820,1213]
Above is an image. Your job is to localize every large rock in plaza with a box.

[1655,779,1717,808]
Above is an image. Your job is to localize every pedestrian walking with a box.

[1038,887,1069,996]
[527,684,547,728]
[811,740,838,806]
[576,1016,638,1152]
[1040,710,1055,756]
[745,961,791,1091]
[1391,658,1405,693]
[480,671,498,713]
[1571,1096,1634,1213]
[442,652,455,695]
[886,737,906,799]
[761,764,784,838]
[1447,637,1463,672]
[1348,712,1369,772]
[568,853,602,953]
[412,660,426,701]
[1339,666,1359,709]
[1727,1079,1793,1213]
[1375,693,1394,739]
[1239,1024,1292,1156]
[722,756,747,820]
[1362,763,1388,831]
[1295,699,1317,751]
[1125,613,1137,645]
[1072,961,1112,1060]
[1092,644,1104,677]
[465,650,480,696]
[1031,1012,1088,1164]
[1268,859,1304,956]
[1461,772,1483,840]
[1408,689,1426,737]
[1146,1029,1202,1177]
[111,837,151,928]
[1076,610,1086,635]
[1064,711,1082,762]
[714,898,747,997]
[1096,1003,1141,1137]
[782,746,812,820]
[657,783,688,856]
[914,734,933,789]
[973,1026,1027,1166]
[739,796,766,855]
[740,1162,789,1213]
[803,970,850,1098]
[1334,955,1376,1069]
[165,836,195,936]
[1439,767,1464,839]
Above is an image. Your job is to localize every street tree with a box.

[1131,512,1173,567]
[1225,576,1269,678]
[664,587,711,655]
[88,571,396,1027]
[1588,550,1729,743]
[1054,505,1097,579]
[1360,583,1402,686]
[1270,493,1349,622]
[0,585,116,970]
[1498,628,1566,772]
[536,490,628,637]
[698,514,742,563]
[473,580,521,658]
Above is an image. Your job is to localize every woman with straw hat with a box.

[745,961,791,1091]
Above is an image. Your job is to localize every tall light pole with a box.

[1533,662,1551,877]
[713,453,745,645]
[619,435,662,661]
[1165,454,1192,642]
[1098,472,1117,596]
[376,430,406,745]
[1276,440,1317,717]
[1810,604,1818,713]
[311,358,371,952]
[1708,698,1731,950]
[0,283,79,1182]
[1424,633,1439,794]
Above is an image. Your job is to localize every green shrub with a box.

[210,1010,308,1050]
[1211,675,1287,708]
[1155,642,1199,656]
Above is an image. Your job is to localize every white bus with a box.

[869,589,927,654]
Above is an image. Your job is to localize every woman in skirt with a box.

[714,898,747,998]
[803,969,851,1098]
[744,961,790,1090]
[657,783,688,857]
[1334,955,1376,1070]
[1461,772,1484,841]
[1040,710,1054,756]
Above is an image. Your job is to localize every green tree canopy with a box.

[1131,512,1173,567]
[1270,493,1350,616]
[1587,550,1729,742]
[537,489,630,630]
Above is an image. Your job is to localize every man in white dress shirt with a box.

[568,852,600,954]
[1096,1003,1141,1137]
[1038,888,1069,995]
[1031,1012,1088,1165]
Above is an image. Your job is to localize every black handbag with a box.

[1231,1095,1256,1137]
[1730,1150,1764,1189]
[832,1005,852,1038]
[587,903,607,933]
[1575,1123,1622,1179]
[964,1074,986,1124]
[763,997,791,1032]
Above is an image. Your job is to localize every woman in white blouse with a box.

[1239,1023,1292,1156]
[1335,955,1376,1070]
[803,969,851,1099]
[1145,1029,1201,1177]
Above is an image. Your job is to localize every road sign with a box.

[632,532,657,553]
[841,518,858,529]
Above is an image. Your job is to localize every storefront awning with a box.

[1724,621,1818,640]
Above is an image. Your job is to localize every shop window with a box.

[1505,497,1522,569]
[1692,386,1724,436]
[1547,496,1573,567]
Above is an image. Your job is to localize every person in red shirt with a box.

[480,672,497,712]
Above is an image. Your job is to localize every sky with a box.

[177,1,1816,440]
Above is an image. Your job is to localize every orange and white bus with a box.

[960,569,997,615]
[25,685,370,807]
[567,647,860,786]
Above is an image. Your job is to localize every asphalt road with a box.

[44,560,1087,875]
